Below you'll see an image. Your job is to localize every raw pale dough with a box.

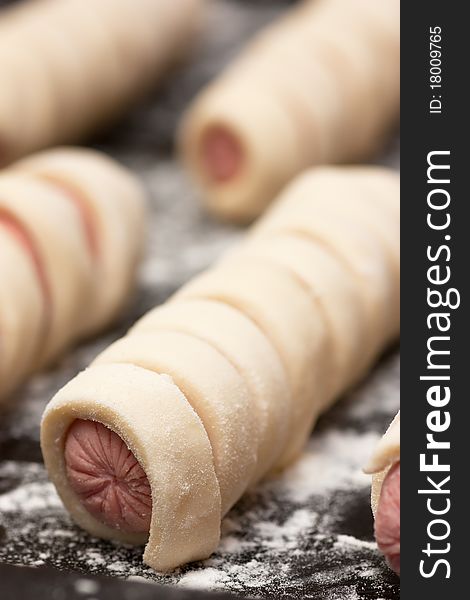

[0,175,92,367]
[94,330,258,515]
[15,148,146,335]
[0,225,43,397]
[222,232,368,397]
[180,0,399,221]
[261,167,400,279]
[132,299,291,482]
[252,172,400,370]
[0,0,204,164]
[176,258,332,468]
[0,148,146,402]
[41,165,400,572]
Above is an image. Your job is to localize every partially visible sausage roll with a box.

[180,0,399,222]
[0,148,146,403]
[0,0,204,165]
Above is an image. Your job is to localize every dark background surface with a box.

[0,1,400,598]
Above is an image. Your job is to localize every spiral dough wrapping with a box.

[0,147,146,402]
[0,0,204,165]
[180,0,399,222]
[41,165,400,571]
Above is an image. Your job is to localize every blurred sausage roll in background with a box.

[0,148,146,403]
[0,0,204,166]
[180,0,400,222]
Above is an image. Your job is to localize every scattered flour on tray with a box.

[347,354,400,419]
[277,429,379,504]
[0,481,62,513]
[335,534,377,551]
[0,461,62,513]
[178,567,231,590]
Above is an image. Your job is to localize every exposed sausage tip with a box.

[64,419,152,534]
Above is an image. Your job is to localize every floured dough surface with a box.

[224,232,369,397]
[177,256,332,468]
[254,190,398,362]
[132,298,291,481]
[94,330,258,514]
[0,174,93,368]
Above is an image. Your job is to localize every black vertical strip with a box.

[401,1,467,597]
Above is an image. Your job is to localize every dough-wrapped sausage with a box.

[132,300,291,483]
[0,222,43,398]
[15,148,146,336]
[0,148,146,402]
[41,165,399,571]
[42,363,221,572]
[94,331,258,515]
[180,0,399,222]
[0,0,203,165]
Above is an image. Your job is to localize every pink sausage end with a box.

[375,461,400,575]
[64,419,152,534]
[200,125,243,183]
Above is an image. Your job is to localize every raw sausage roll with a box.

[364,412,400,575]
[0,0,204,165]
[41,165,400,571]
[180,0,399,222]
[0,147,146,402]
